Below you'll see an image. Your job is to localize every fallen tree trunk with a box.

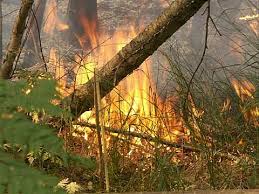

[0,0,34,79]
[75,121,200,152]
[66,0,208,117]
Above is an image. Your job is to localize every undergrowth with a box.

[0,72,95,194]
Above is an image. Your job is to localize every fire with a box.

[43,0,69,34]
[44,0,258,153]
[70,21,187,143]
[45,0,189,153]
[74,55,96,87]
[48,48,68,96]
[239,13,258,36]
[239,14,259,21]
[231,78,255,102]
[231,78,258,125]
[77,16,98,49]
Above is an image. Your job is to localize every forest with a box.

[0,0,258,193]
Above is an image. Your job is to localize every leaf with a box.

[0,78,94,194]
[0,152,66,194]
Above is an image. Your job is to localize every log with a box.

[66,0,208,117]
[75,121,199,152]
[0,0,34,79]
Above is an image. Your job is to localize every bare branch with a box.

[75,121,200,152]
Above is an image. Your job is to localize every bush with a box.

[0,74,93,194]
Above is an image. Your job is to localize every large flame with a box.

[70,21,187,142]
[44,1,195,148]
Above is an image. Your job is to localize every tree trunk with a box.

[0,0,34,79]
[22,0,47,68]
[67,0,98,50]
[65,0,208,117]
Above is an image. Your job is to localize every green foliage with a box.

[0,152,64,194]
[0,77,85,194]
[0,78,67,154]
[149,153,187,191]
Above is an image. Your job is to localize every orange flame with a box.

[48,48,68,96]
[239,14,258,36]
[231,78,258,125]
[77,16,99,49]
[72,22,187,143]
[43,0,69,34]
[231,79,255,102]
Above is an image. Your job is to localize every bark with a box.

[67,0,98,49]
[22,0,47,68]
[0,0,34,79]
[66,0,208,117]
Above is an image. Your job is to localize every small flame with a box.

[77,16,98,49]
[231,79,255,102]
[222,98,231,112]
[239,14,259,21]
[239,14,258,35]
[43,0,69,34]
[48,48,67,96]
[231,78,258,126]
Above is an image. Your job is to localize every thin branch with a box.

[94,70,105,190]
[30,8,47,71]
[183,0,211,113]
[209,16,222,36]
